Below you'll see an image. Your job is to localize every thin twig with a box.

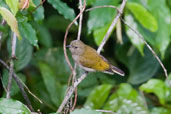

[6,32,17,99]
[0,19,6,50]
[86,5,118,12]
[77,0,83,40]
[57,0,127,113]
[0,59,34,111]
[121,18,171,87]
[70,0,84,110]
[71,64,77,111]
[63,0,86,73]
[139,90,148,109]
[97,0,127,54]
[0,73,7,93]
[96,109,117,114]
[18,77,43,104]
[59,0,86,112]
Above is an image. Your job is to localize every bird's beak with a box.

[66,45,71,48]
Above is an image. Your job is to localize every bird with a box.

[67,40,125,76]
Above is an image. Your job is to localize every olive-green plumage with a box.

[68,40,124,76]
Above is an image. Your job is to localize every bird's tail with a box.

[110,65,125,76]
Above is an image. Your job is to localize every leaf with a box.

[125,13,145,55]
[32,0,44,22]
[93,23,110,46]
[46,15,77,32]
[84,84,112,109]
[126,2,158,32]
[19,21,38,48]
[0,7,20,38]
[116,43,159,84]
[38,62,65,106]
[103,83,149,114]
[151,107,171,114]
[0,0,8,8]
[71,109,102,114]
[33,23,52,48]
[87,0,120,33]
[36,48,73,83]
[0,98,31,114]
[147,0,171,58]
[7,37,33,71]
[140,79,170,105]
[5,0,19,15]
[47,0,76,23]
[86,0,96,6]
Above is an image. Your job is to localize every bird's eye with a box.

[74,46,78,49]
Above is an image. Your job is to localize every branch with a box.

[77,0,83,40]
[6,32,17,99]
[0,59,34,111]
[57,72,87,113]
[86,5,118,12]
[57,0,127,113]
[97,0,127,54]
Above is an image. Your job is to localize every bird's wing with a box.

[78,46,110,71]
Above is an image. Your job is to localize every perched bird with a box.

[67,40,125,76]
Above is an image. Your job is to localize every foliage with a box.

[0,0,171,114]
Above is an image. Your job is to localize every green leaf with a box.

[116,44,159,84]
[140,79,170,105]
[34,48,73,83]
[32,0,44,22]
[0,98,31,114]
[0,7,20,38]
[103,83,149,114]
[5,0,19,15]
[84,84,112,109]
[93,22,112,46]
[7,37,33,71]
[47,0,76,22]
[46,15,77,31]
[125,13,145,55]
[33,23,52,48]
[87,0,120,33]
[0,0,8,8]
[151,107,171,114]
[2,70,26,96]
[126,2,158,32]
[38,62,65,106]
[71,109,102,114]
[147,0,171,58]
[86,0,96,6]
[19,21,38,48]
